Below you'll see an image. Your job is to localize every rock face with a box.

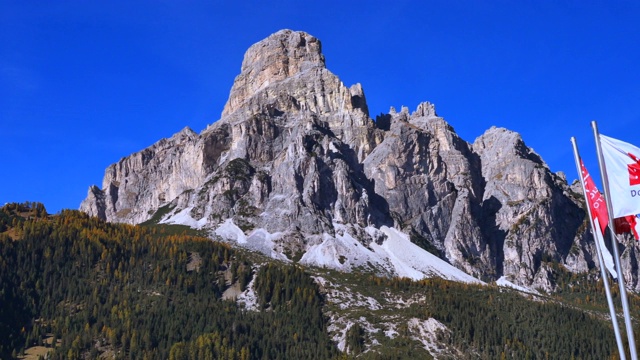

[472,128,588,287]
[81,127,204,224]
[81,29,631,291]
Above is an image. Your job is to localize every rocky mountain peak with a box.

[81,29,640,292]
[473,126,545,167]
[412,101,437,118]
[174,126,198,138]
[222,29,327,117]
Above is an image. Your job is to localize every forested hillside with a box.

[0,203,335,359]
[0,202,635,359]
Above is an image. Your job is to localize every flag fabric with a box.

[614,214,640,240]
[600,134,640,218]
[594,220,618,279]
[580,159,618,278]
[581,160,609,231]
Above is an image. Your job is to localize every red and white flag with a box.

[581,160,608,230]
[600,134,640,218]
[580,160,617,278]
[614,214,640,240]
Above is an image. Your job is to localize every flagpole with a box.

[571,137,626,359]
[593,121,638,359]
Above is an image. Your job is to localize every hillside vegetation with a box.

[0,202,635,359]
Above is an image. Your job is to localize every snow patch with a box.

[214,219,247,243]
[312,275,328,288]
[324,286,381,310]
[300,226,388,272]
[245,228,288,260]
[408,318,450,356]
[214,219,288,261]
[496,276,540,295]
[384,323,398,339]
[236,277,259,311]
[382,291,427,309]
[301,224,483,284]
[327,317,353,352]
[373,226,484,284]
[313,276,375,310]
[215,220,483,285]
[160,206,207,229]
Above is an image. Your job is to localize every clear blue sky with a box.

[2,1,639,214]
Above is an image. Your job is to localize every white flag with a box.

[594,220,617,279]
[600,134,640,218]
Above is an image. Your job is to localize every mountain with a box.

[80,29,639,292]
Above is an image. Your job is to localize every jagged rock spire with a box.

[223,30,326,117]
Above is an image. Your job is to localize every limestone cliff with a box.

[81,29,632,291]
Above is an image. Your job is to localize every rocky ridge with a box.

[81,29,639,292]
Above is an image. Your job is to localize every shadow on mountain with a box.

[481,195,506,278]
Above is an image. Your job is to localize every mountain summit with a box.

[80,30,638,291]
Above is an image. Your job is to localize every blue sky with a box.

[2,1,639,213]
